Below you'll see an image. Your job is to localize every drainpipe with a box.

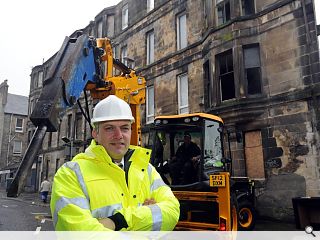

[6,114,15,166]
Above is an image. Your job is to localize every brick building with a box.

[28,0,320,221]
[0,80,29,189]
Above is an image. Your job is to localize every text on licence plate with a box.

[209,174,226,187]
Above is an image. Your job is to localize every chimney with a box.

[0,80,9,106]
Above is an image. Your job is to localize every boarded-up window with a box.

[244,131,265,179]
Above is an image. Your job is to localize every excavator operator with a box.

[50,95,180,231]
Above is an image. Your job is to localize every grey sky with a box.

[0,1,319,97]
[0,0,120,96]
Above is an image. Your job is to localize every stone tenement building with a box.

[0,80,28,188]
[29,0,320,221]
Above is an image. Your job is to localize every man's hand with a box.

[98,218,115,230]
[143,198,156,205]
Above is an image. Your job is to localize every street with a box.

[0,188,297,232]
[0,193,53,231]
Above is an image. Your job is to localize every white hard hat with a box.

[91,95,135,125]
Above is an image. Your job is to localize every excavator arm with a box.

[7,33,145,197]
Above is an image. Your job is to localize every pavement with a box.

[0,187,50,208]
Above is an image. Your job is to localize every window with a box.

[107,15,115,37]
[15,118,23,132]
[217,50,235,101]
[178,73,189,114]
[241,0,255,16]
[57,122,61,146]
[147,30,155,64]
[121,46,128,66]
[243,44,262,95]
[146,86,155,124]
[147,0,154,12]
[203,60,214,107]
[216,0,230,25]
[67,114,72,138]
[55,159,60,173]
[33,73,38,88]
[122,4,128,30]
[38,71,43,87]
[203,0,209,29]
[177,13,187,50]
[13,140,22,154]
[48,132,52,147]
[97,20,103,37]
[75,113,82,140]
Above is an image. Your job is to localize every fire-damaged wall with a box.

[134,0,320,221]
[27,0,319,221]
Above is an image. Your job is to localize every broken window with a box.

[241,0,255,16]
[217,50,235,101]
[216,0,230,25]
[243,44,262,95]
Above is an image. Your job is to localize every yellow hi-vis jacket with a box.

[50,140,180,231]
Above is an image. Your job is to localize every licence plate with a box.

[209,174,226,187]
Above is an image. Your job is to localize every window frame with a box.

[122,4,129,30]
[97,19,103,37]
[121,46,128,66]
[241,0,255,16]
[38,71,43,87]
[13,140,22,154]
[15,118,24,132]
[176,13,187,50]
[177,73,189,114]
[146,30,155,65]
[243,44,262,96]
[216,0,231,25]
[217,49,235,102]
[147,0,154,12]
[146,86,155,124]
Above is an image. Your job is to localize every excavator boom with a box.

[7,33,145,197]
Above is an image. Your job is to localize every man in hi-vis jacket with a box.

[50,95,180,231]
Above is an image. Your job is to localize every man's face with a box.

[92,120,132,161]
[184,135,191,145]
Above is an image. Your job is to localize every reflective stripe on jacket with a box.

[50,140,180,231]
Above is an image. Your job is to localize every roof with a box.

[155,112,223,123]
[4,94,28,116]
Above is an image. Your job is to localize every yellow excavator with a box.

[148,113,255,231]
[7,33,255,231]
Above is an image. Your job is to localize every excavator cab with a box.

[150,113,225,186]
[149,113,238,231]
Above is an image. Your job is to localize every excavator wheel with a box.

[238,200,256,230]
[230,193,238,231]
